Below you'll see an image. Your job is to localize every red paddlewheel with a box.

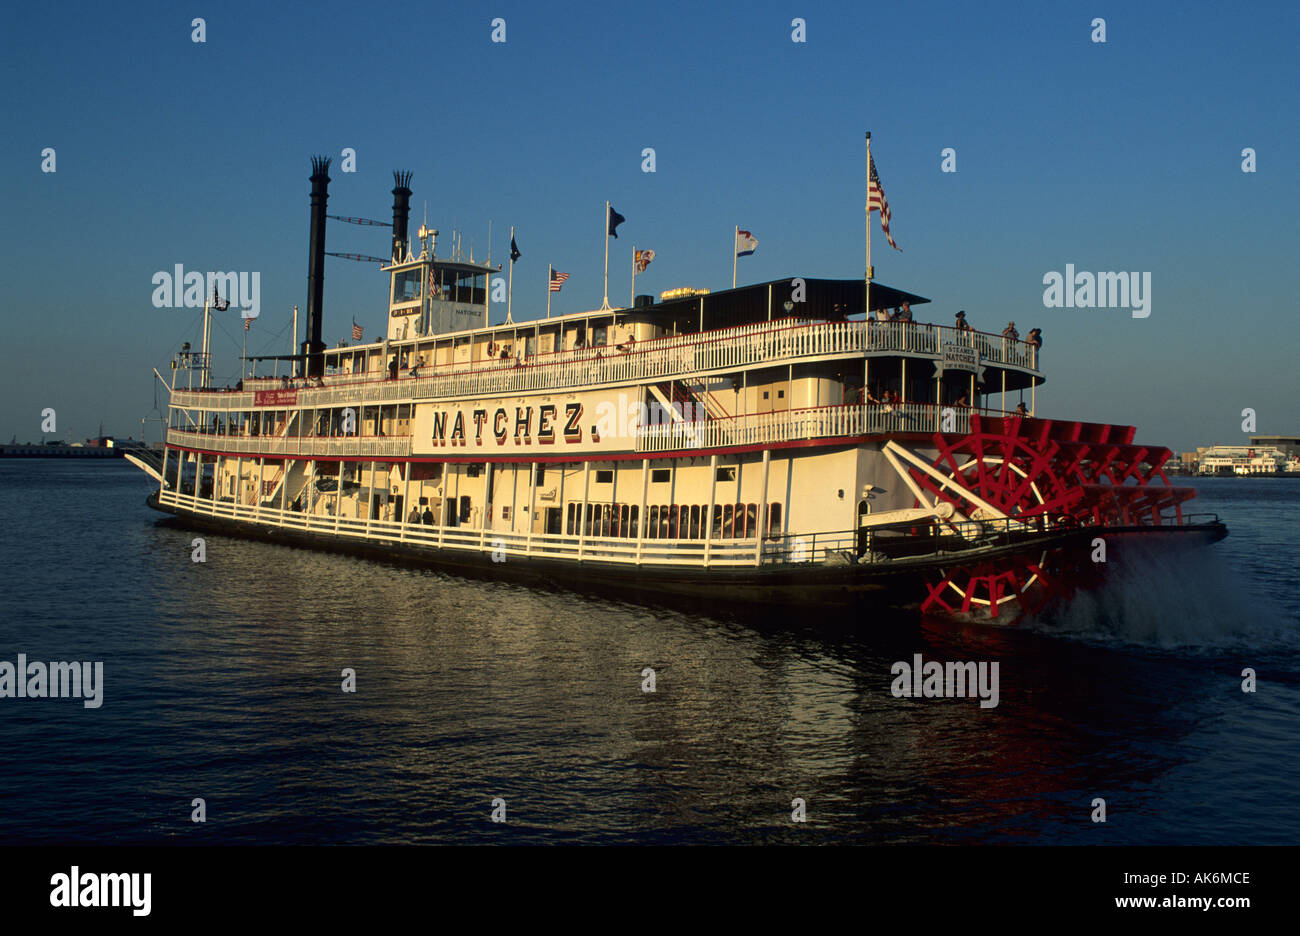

[921,551,1054,622]
[911,415,1196,529]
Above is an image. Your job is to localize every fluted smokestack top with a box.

[311,155,332,179]
[391,170,413,262]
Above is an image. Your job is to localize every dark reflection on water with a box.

[1,464,1296,844]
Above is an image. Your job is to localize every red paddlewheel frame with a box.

[911,415,1198,620]
[921,552,1054,622]
[912,415,1193,528]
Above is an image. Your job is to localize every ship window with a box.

[651,468,671,483]
[595,469,613,483]
[567,502,576,534]
[746,504,757,538]
[668,506,680,539]
[712,505,723,538]
[716,466,736,482]
[767,503,782,535]
[593,326,607,346]
[689,504,701,539]
[723,504,734,538]
[535,465,546,485]
[392,269,423,304]
[777,390,785,398]
[648,505,659,539]
[763,391,769,400]
[501,506,510,521]
[659,505,670,539]
[630,505,639,538]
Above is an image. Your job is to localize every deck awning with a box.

[632,278,929,332]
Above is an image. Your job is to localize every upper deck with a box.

[172,281,1042,413]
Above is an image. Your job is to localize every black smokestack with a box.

[304,155,331,378]
[391,170,413,261]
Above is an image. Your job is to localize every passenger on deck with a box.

[280,376,289,389]
[616,335,636,352]
[865,387,881,404]
[874,306,890,323]
[421,506,434,525]
[408,365,419,378]
[1026,327,1042,348]
[955,310,972,332]
[408,506,420,524]
[388,357,398,380]
[898,301,912,322]
[1014,402,1029,417]
[1002,321,1020,341]
[953,391,969,408]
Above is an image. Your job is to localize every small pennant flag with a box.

[634,249,655,273]
[243,317,250,332]
[352,320,363,341]
[867,156,901,252]
[608,205,626,238]
[549,269,570,292]
[510,236,521,262]
[735,229,758,257]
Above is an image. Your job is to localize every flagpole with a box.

[547,263,553,319]
[865,131,873,321]
[732,225,738,289]
[601,201,612,311]
[506,224,515,324]
[198,297,209,390]
[631,246,636,308]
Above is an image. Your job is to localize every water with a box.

[1,463,1296,844]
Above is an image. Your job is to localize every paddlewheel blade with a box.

[911,415,1195,622]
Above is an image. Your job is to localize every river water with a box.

[1,462,1296,844]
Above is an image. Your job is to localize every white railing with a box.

[635,402,977,453]
[165,430,411,458]
[156,488,784,568]
[171,319,1040,411]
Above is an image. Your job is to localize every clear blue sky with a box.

[2,0,1297,452]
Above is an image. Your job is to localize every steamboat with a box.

[131,155,1226,622]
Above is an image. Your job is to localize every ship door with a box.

[545,507,562,535]
[857,499,873,555]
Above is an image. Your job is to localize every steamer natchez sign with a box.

[411,391,702,456]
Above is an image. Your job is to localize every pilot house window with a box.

[392,269,423,304]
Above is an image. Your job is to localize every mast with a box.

[506,225,515,324]
[200,296,211,389]
[600,201,612,311]
[865,131,872,320]
[732,225,738,289]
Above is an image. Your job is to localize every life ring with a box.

[487,341,498,357]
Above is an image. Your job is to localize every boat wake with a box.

[1021,541,1298,654]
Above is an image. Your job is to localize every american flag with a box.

[867,156,901,252]
[549,270,570,292]
[634,249,655,273]
[352,320,363,341]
